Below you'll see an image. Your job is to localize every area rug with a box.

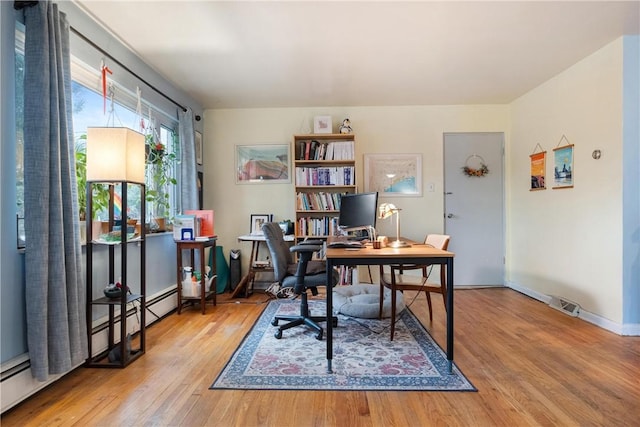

[211,299,476,391]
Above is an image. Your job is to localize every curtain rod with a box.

[70,27,188,113]
[14,0,194,116]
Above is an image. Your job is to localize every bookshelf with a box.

[292,134,356,242]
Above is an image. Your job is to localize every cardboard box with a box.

[185,210,215,237]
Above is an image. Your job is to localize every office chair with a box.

[379,234,450,340]
[262,222,337,340]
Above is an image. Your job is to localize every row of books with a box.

[295,166,355,186]
[296,191,345,211]
[295,140,354,161]
[297,216,340,237]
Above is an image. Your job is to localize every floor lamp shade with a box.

[86,127,146,183]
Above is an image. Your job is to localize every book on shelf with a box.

[295,139,354,161]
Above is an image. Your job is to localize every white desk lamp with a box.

[378,203,410,248]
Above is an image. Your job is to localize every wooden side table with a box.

[176,237,217,314]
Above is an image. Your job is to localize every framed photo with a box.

[552,144,574,189]
[313,116,332,134]
[250,214,273,235]
[195,131,203,165]
[364,153,423,197]
[235,144,290,184]
[197,171,203,209]
[530,151,546,191]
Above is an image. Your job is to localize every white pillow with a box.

[333,284,405,319]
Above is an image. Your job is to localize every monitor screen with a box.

[338,192,379,232]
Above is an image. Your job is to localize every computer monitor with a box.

[338,192,379,239]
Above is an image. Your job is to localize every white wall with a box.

[508,39,624,324]
[204,105,509,280]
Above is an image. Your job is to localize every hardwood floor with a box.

[2,288,639,426]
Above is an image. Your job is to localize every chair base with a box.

[272,293,338,340]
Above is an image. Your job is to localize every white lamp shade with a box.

[86,127,146,183]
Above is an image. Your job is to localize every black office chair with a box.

[262,222,337,340]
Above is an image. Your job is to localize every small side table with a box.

[176,237,217,314]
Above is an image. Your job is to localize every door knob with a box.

[447,213,454,219]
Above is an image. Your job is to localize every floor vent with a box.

[548,295,581,317]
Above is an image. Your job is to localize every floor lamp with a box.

[378,203,411,248]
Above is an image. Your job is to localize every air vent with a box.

[548,295,581,317]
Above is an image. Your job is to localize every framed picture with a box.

[195,131,203,165]
[313,116,332,134]
[530,151,546,191]
[197,171,203,209]
[250,214,273,235]
[235,144,290,184]
[364,153,423,197]
[552,144,574,189]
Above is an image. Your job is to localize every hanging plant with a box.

[462,154,489,177]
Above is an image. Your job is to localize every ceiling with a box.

[75,1,639,110]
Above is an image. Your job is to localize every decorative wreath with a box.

[462,154,489,177]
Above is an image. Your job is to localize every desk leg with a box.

[211,243,217,307]
[326,260,333,374]
[200,246,206,314]
[446,258,454,374]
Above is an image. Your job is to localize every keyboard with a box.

[327,238,364,249]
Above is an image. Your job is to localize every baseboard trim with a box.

[505,280,638,336]
[1,286,178,414]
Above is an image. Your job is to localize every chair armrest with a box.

[299,239,323,246]
[290,244,322,254]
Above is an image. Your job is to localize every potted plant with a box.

[145,133,177,232]
[75,136,111,239]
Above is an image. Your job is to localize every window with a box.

[15,23,25,247]
[15,29,181,247]
[71,77,179,224]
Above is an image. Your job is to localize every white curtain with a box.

[23,1,87,381]
[179,107,199,211]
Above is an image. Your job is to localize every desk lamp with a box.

[378,203,411,248]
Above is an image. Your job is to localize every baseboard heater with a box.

[548,295,581,317]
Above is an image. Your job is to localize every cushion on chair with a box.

[333,284,405,319]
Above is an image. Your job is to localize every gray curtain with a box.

[179,107,199,211]
[23,1,87,381]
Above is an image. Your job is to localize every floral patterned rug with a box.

[211,298,476,391]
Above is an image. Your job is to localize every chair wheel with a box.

[315,331,323,340]
[274,329,283,339]
[271,319,279,326]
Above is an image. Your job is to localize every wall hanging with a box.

[363,153,422,197]
[235,144,290,184]
[552,135,574,189]
[530,143,546,191]
[462,154,489,177]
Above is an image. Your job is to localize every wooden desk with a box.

[232,234,294,297]
[176,237,217,314]
[325,241,455,373]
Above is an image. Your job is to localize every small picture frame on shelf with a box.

[313,116,332,134]
[250,214,272,235]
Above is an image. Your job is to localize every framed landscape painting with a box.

[235,144,290,184]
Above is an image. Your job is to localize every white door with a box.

[444,133,504,286]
